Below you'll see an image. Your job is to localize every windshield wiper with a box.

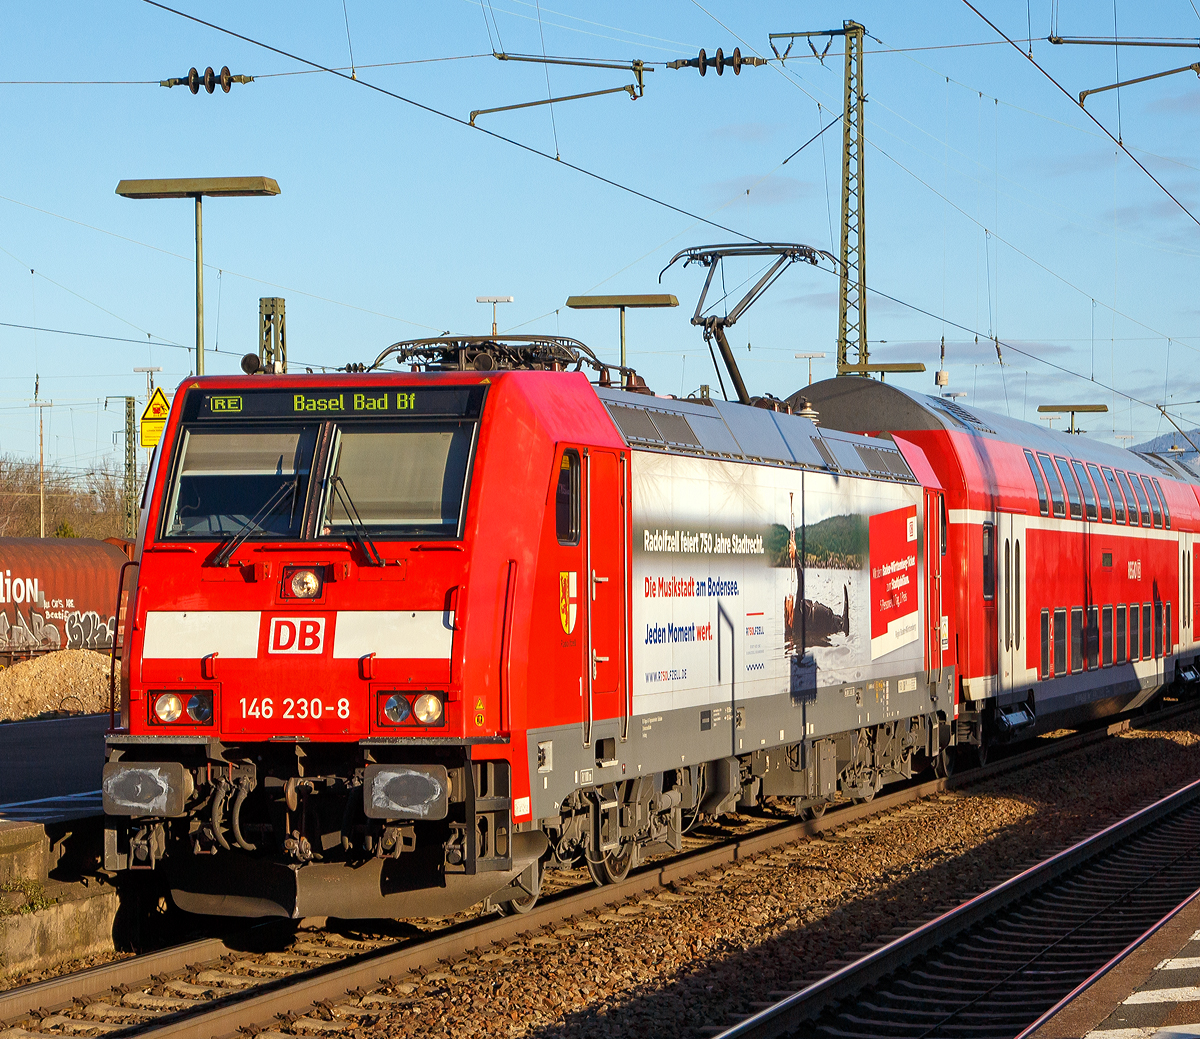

[211,476,298,567]
[333,477,384,567]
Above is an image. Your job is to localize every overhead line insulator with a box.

[160,66,254,92]
[666,47,767,75]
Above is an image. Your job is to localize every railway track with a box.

[1,698,1197,1039]
[713,761,1200,1039]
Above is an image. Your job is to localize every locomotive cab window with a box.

[320,422,475,539]
[555,450,580,545]
[163,427,318,539]
[1038,452,1065,518]
[982,522,995,601]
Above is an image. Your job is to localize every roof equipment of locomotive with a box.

[660,242,834,406]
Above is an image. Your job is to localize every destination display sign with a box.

[182,385,485,421]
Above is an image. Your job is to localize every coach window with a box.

[1087,605,1100,669]
[1116,604,1127,663]
[1130,603,1140,660]
[1102,467,1125,524]
[1129,475,1152,528]
[1115,471,1139,525]
[1151,478,1170,529]
[1087,464,1112,522]
[1055,458,1082,520]
[1040,609,1050,678]
[1142,602,1152,659]
[1142,477,1162,529]
[1166,602,1173,655]
[1071,608,1084,673]
[1072,461,1097,521]
[555,451,580,545]
[1102,605,1113,667]
[1153,601,1163,658]
[982,522,996,601]
[1039,452,1065,518]
[1054,609,1067,676]
[1024,450,1048,516]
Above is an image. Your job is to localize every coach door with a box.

[582,448,629,747]
[997,512,1026,692]
[1181,534,1193,652]
[924,490,945,680]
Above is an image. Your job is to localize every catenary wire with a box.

[960,0,1200,228]
[139,0,758,242]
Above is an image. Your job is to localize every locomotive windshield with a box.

[163,427,316,538]
[320,423,473,538]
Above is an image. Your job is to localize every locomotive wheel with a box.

[498,859,544,915]
[933,746,955,779]
[587,841,633,885]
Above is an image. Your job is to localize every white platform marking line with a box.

[1123,986,1200,1004]
[1156,956,1200,971]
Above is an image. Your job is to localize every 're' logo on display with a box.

[559,571,578,634]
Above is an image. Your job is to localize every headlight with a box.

[288,568,322,598]
[382,693,411,724]
[413,693,443,725]
[185,693,213,724]
[154,693,183,723]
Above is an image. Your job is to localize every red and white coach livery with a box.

[101,333,1198,919]
[799,377,1200,752]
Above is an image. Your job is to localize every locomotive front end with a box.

[103,376,538,918]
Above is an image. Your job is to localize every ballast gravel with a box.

[0,649,116,721]
[304,714,1200,1039]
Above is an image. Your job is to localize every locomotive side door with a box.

[582,448,628,747]
[997,512,1026,692]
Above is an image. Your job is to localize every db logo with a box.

[269,617,326,654]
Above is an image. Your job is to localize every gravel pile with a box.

[348,715,1200,1039]
[0,650,118,722]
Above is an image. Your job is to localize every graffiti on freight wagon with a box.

[0,606,116,652]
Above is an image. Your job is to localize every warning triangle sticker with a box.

[141,387,171,422]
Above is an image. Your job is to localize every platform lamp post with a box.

[795,352,826,386]
[115,178,281,376]
[1037,403,1108,435]
[565,294,678,386]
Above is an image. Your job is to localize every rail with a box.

[4,697,1199,1037]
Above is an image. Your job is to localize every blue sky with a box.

[2,1,1200,473]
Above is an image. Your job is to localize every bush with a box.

[0,456,129,539]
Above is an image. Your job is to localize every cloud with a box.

[705,175,815,207]
[1146,90,1200,115]
[776,290,910,318]
[708,122,785,143]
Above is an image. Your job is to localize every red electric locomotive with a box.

[101,334,958,918]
